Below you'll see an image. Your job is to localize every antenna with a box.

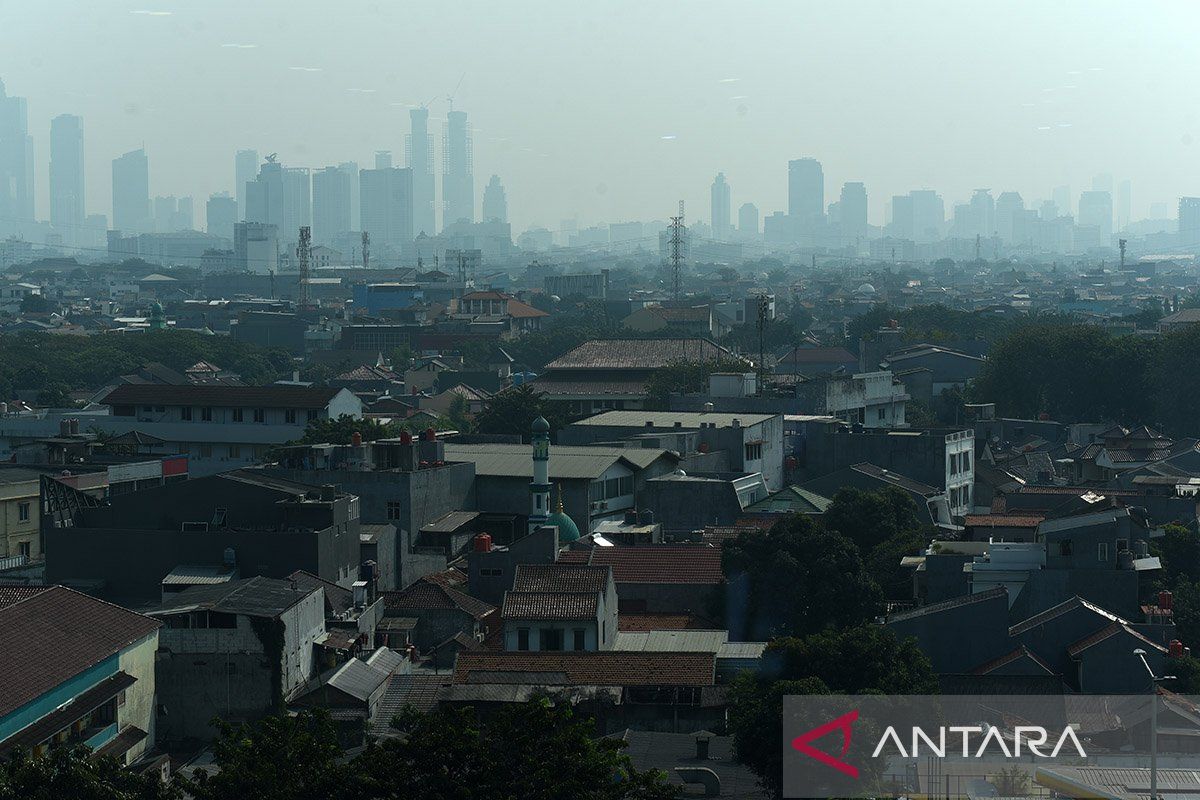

[361,230,370,270]
[297,226,311,308]
[669,200,685,301]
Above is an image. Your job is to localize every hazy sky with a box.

[4,1,1198,234]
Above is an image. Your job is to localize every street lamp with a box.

[1134,647,1176,800]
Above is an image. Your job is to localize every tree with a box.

[19,293,51,314]
[717,517,882,641]
[823,487,921,554]
[643,358,750,410]
[0,745,178,800]
[181,712,350,800]
[444,393,473,433]
[1155,524,1200,584]
[473,384,571,440]
[726,675,829,799]
[292,414,408,445]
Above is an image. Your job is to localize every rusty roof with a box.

[557,545,724,585]
[512,564,611,594]
[501,592,598,621]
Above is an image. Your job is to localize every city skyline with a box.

[5,1,1200,236]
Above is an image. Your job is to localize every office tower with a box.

[1092,173,1113,194]
[206,193,237,241]
[1117,179,1131,232]
[375,151,392,170]
[235,149,257,221]
[710,172,731,241]
[1078,190,1113,241]
[787,158,824,226]
[338,162,360,231]
[282,167,311,245]
[1040,199,1059,220]
[909,189,944,243]
[175,196,193,230]
[1051,185,1071,218]
[82,214,107,249]
[888,195,914,239]
[969,189,995,237]
[995,192,1024,242]
[406,108,436,236]
[838,182,868,240]
[112,148,150,233]
[245,159,283,230]
[482,175,507,223]
[234,221,278,274]
[738,202,759,235]
[360,166,414,254]
[153,196,177,231]
[0,79,34,227]
[313,166,352,244]
[49,114,84,244]
[1150,201,1172,220]
[1179,197,1200,247]
[442,110,474,227]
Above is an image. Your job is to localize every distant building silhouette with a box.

[374,150,392,170]
[710,172,731,241]
[360,166,414,257]
[0,79,34,230]
[443,109,474,228]
[738,202,759,236]
[206,193,236,241]
[112,148,150,233]
[787,157,824,232]
[1078,190,1113,243]
[235,148,257,221]
[838,182,868,241]
[338,161,360,231]
[1179,197,1200,248]
[482,175,507,223]
[313,166,352,244]
[49,114,84,244]
[407,108,436,237]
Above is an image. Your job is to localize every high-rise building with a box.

[442,110,474,228]
[206,193,237,241]
[234,221,278,274]
[154,196,177,232]
[710,172,731,241]
[1179,197,1200,248]
[374,151,392,170]
[282,167,311,246]
[49,114,84,244]
[838,182,868,240]
[112,148,150,233]
[969,189,995,238]
[1116,179,1131,233]
[909,189,944,243]
[1078,190,1113,242]
[245,159,283,231]
[888,195,914,240]
[995,192,1025,242]
[338,162,360,231]
[176,196,193,231]
[406,108,436,236]
[787,158,824,229]
[1051,185,1071,218]
[1039,199,1059,220]
[0,79,34,230]
[482,175,507,223]
[360,166,414,255]
[738,202,759,235]
[235,149,257,221]
[1092,173,1113,194]
[313,166,352,244]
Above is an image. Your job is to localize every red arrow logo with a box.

[791,709,860,778]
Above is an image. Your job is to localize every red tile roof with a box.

[618,613,715,632]
[970,645,1055,676]
[452,650,716,687]
[0,586,161,719]
[557,546,724,585]
[544,339,736,371]
[382,578,494,620]
[1065,622,1167,657]
[512,564,611,594]
[964,514,1045,529]
[501,592,598,620]
[0,585,50,609]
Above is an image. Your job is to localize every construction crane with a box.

[446,73,465,111]
[296,226,311,308]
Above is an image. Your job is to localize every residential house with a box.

[381,575,494,652]
[0,468,40,562]
[558,545,724,616]
[501,564,618,652]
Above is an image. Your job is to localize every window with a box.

[605,477,620,498]
[181,406,192,421]
[18,541,31,559]
[386,501,402,521]
[285,409,297,424]
[963,452,971,472]
[18,502,30,522]
[307,410,319,422]
[253,408,265,423]
[479,568,503,577]
[1059,539,1073,557]
[745,442,763,461]
[201,406,212,422]
[1098,542,1109,561]
[232,408,243,422]
[1116,538,1129,553]
[619,475,634,496]
[541,628,564,651]
[877,408,886,421]
[199,444,212,459]
[228,445,240,459]
[116,690,126,708]
[517,628,529,651]
[573,629,586,651]
[589,482,604,502]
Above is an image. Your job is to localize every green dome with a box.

[547,509,580,543]
[531,416,550,433]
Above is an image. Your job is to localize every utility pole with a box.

[669,200,685,301]
[975,233,981,263]
[1119,238,1128,269]
[361,231,370,270]
[756,294,769,395]
[1135,647,1176,800]
[297,226,311,308]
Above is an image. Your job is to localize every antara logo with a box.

[791,711,1087,777]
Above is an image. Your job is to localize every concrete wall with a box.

[280,590,326,699]
[117,631,159,764]
[0,476,38,560]
[504,619,599,651]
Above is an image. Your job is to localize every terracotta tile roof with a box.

[501,592,598,620]
[0,585,50,609]
[964,514,1045,528]
[0,586,161,719]
[544,338,736,371]
[1066,622,1167,657]
[970,645,1056,676]
[452,651,716,687]
[557,546,724,585]
[512,564,611,593]
[618,613,714,632]
[382,577,493,620]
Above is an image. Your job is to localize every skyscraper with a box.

[49,114,84,244]
[313,166,352,244]
[235,149,257,221]
[995,191,1025,242]
[909,189,944,243]
[1116,179,1131,233]
[374,151,392,170]
[710,172,731,241]
[787,158,824,230]
[1179,197,1200,248]
[360,166,414,255]
[206,193,237,241]
[888,195,914,240]
[969,189,995,237]
[0,79,35,229]
[1052,185,1071,218]
[245,159,283,231]
[282,167,311,246]
[738,202,759,236]
[338,162,360,231]
[1078,190,1113,242]
[112,148,150,233]
[482,175,507,223]
[838,182,868,241]
[442,110,474,227]
[406,108,436,236]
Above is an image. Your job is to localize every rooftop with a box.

[101,384,344,409]
[452,650,716,687]
[570,410,778,428]
[382,577,494,620]
[544,338,737,371]
[501,592,599,621]
[442,443,674,480]
[152,575,317,619]
[512,563,611,594]
[557,545,724,585]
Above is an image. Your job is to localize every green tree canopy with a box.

[0,746,178,800]
[473,384,572,441]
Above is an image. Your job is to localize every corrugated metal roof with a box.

[614,630,729,653]
[420,511,481,533]
[328,657,389,702]
[152,576,317,619]
[443,444,630,479]
[571,410,777,428]
[161,565,237,585]
[365,646,406,674]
